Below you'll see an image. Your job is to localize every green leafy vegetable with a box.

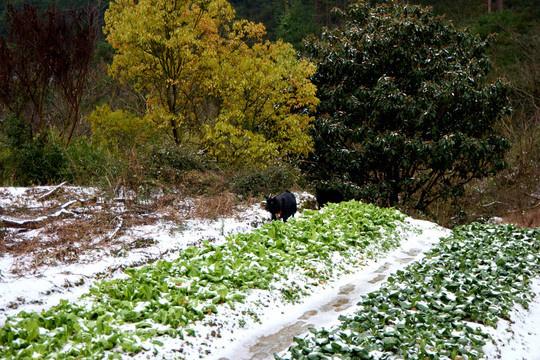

[279,223,540,360]
[0,200,405,359]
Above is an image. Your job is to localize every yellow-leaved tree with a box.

[87,104,157,150]
[104,0,318,167]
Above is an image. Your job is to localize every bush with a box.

[15,134,69,185]
[145,146,218,185]
[232,163,298,197]
[87,104,159,151]
[0,113,69,185]
[64,138,128,188]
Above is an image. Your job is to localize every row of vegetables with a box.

[2,199,538,360]
[278,223,540,360]
[0,201,406,359]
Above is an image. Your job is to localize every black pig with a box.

[265,191,297,222]
[315,188,344,208]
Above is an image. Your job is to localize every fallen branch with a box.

[525,201,540,211]
[1,208,75,229]
[505,200,540,215]
[61,197,98,210]
[481,200,508,207]
[524,192,540,202]
[106,216,123,241]
[1,197,96,229]
[37,182,67,201]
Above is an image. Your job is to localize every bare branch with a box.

[37,182,68,201]
[1,197,96,229]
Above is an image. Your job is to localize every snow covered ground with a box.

[1,187,539,359]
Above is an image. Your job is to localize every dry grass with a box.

[501,205,540,228]
[1,194,154,274]
[190,192,241,220]
[2,211,127,273]
[0,184,256,275]
[426,170,540,229]
[179,170,231,197]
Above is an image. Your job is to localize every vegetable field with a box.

[0,201,407,359]
[1,195,539,360]
[279,224,540,360]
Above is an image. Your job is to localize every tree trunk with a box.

[171,118,180,145]
[66,101,80,146]
[496,0,503,11]
[487,0,492,13]
[167,83,181,145]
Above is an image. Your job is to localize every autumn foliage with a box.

[104,0,318,167]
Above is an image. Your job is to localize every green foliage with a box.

[0,114,69,186]
[104,0,317,167]
[149,147,215,173]
[276,0,319,49]
[145,146,219,185]
[0,112,133,188]
[200,34,318,167]
[229,0,283,39]
[92,40,114,65]
[408,0,487,24]
[14,136,69,186]
[303,0,511,213]
[64,139,128,188]
[410,0,540,26]
[0,112,32,149]
[88,104,159,151]
[279,224,540,360]
[453,6,540,220]
[475,9,537,73]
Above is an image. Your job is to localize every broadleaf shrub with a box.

[64,139,128,188]
[302,0,511,214]
[88,104,159,150]
[145,146,219,184]
[15,135,68,185]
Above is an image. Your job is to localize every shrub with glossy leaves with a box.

[302,0,511,213]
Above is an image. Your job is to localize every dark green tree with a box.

[276,0,320,49]
[303,0,511,213]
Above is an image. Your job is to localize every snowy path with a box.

[216,219,449,360]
